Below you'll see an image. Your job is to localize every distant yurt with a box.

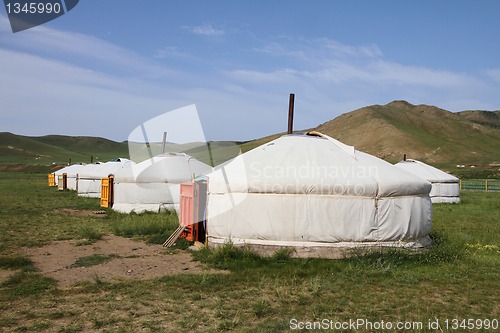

[112,152,212,213]
[53,163,87,190]
[395,159,460,203]
[65,163,102,191]
[77,158,135,198]
[195,132,432,257]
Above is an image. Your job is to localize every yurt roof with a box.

[207,132,431,198]
[395,159,459,183]
[54,163,88,176]
[114,152,212,183]
[78,159,134,178]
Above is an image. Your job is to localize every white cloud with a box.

[0,17,177,80]
[186,24,225,36]
[232,38,486,93]
[255,38,382,64]
[322,39,382,58]
[1,20,498,142]
[484,68,500,81]
[154,46,187,59]
[0,49,179,138]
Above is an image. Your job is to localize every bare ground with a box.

[23,235,224,288]
[0,269,17,283]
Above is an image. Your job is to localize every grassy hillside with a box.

[0,132,243,170]
[313,100,500,166]
[457,110,500,129]
[0,132,129,166]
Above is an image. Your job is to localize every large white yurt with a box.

[203,132,433,257]
[112,152,212,214]
[77,158,135,198]
[394,159,460,203]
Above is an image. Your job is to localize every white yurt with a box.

[65,163,101,191]
[54,163,88,189]
[53,165,72,186]
[77,158,135,198]
[203,132,433,257]
[112,152,212,214]
[394,159,460,203]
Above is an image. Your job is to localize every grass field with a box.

[0,173,499,332]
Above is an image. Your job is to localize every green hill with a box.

[0,132,243,171]
[457,110,500,129]
[311,101,500,165]
[0,132,128,166]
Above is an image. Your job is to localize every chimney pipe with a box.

[404,154,407,161]
[91,155,94,163]
[287,93,295,134]
[162,132,167,154]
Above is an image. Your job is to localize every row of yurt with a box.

[76,158,134,198]
[49,154,212,214]
[394,159,460,203]
[53,159,134,196]
[111,152,212,213]
[48,131,460,257]
[178,132,434,257]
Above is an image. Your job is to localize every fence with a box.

[460,179,500,192]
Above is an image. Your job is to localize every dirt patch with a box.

[23,235,224,288]
[0,269,17,283]
[0,164,64,173]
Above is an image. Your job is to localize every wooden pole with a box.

[288,93,295,134]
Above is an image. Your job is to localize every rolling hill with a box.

[1,101,499,172]
[0,132,129,166]
[0,131,243,171]
[312,100,500,165]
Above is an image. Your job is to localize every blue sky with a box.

[1,1,500,142]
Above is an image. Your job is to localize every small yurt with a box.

[200,132,432,257]
[54,163,87,190]
[112,152,212,213]
[394,159,460,203]
[77,158,135,198]
[65,163,101,191]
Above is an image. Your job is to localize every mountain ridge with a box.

[312,101,500,164]
[1,101,499,167]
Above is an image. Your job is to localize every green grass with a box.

[0,256,33,270]
[69,254,119,268]
[76,225,104,245]
[0,172,498,332]
[1,271,57,298]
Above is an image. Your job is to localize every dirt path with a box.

[23,235,223,288]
